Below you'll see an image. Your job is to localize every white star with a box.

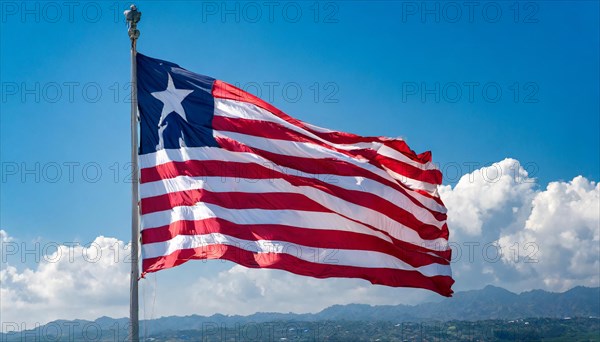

[151,73,194,127]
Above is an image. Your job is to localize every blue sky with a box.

[1,1,598,243]
[1,0,599,325]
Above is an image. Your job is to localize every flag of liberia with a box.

[136,53,454,296]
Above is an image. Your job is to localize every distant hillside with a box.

[317,285,600,322]
[2,286,599,341]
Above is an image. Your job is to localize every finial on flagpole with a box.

[124,4,141,44]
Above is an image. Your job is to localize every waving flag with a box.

[136,53,454,296]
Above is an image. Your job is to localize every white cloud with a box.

[0,235,130,329]
[497,176,600,291]
[439,158,536,238]
[440,159,599,293]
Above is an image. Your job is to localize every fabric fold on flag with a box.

[136,53,454,296]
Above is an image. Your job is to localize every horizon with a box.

[2,285,598,340]
[1,0,599,334]
[3,284,599,329]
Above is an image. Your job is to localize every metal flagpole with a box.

[125,4,141,342]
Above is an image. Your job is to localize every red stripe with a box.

[212,80,433,165]
[141,188,329,215]
[140,160,449,243]
[142,244,454,296]
[141,218,450,267]
[212,115,443,185]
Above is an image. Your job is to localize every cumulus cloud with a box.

[497,176,600,291]
[439,158,536,238]
[0,235,130,329]
[1,158,598,328]
[440,159,599,293]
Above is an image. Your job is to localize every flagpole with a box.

[125,4,141,342]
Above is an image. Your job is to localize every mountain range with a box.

[2,285,599,340]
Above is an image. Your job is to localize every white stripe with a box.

[215,98,436,172]
[381,165,438,195]
[140,175,445,230]
[142,233,452,277]
[377,144,440,171]
[216,99,375,151]
[139,147,447,215]
[141,202,449,252]
[213,129,437,194]
[304,121,336,133]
